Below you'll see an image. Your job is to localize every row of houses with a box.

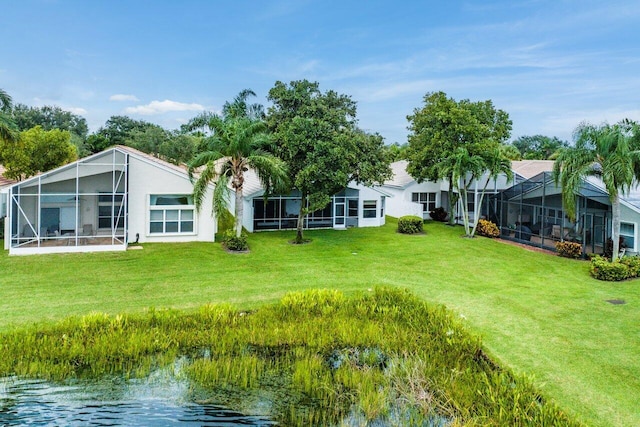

[1,145,639,256]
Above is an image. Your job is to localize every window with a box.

[98,194,125,229]
[620,222,635,250]
[149,194,195,234]
[380,197,385,217]
[411,192,436,212]
[348,199,358,217]
[363,200,377,218]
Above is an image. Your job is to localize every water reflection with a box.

[0,370,277,426]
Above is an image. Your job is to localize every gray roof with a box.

[383,160,415,188]
[511,160,555,179]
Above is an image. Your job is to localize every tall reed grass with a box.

[0,288,581,425]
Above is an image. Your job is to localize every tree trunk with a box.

[612,193,621,260]
[234,184,243,238]
[295,194,307,243]
[447,176,457,226]
[460,186,471,236]
[470,179,491,237]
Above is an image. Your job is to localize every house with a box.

[3,146,216,255]
[233,168,389,232]
[379,160,540,222]
[490,171,640,255]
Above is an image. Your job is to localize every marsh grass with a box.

[0,288,580,426]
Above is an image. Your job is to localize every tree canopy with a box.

[406,91,512,227]
[510,135,568,160]
[553,120,640,259]
[0,126,77,181]
[266,80,392,243]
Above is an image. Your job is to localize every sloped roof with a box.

[0,165,16,188]
[9,146,195,190]
[114,145,191,176]
[383,160,415,188]
[511,160,555,180]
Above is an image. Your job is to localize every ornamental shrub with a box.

[555,241,582,259]
[429,207,448,222]
[620,255,640,277]
[397,216,423,234]
[589,255,630,281]
[476,219,500,238]
[222,229,249,251]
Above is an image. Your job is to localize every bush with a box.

[621,256,640,277]
[429,207,448,222]
[397,216,423,234]
[476,219,500,238]
[222,229,249,251]
[589,255,630,281]
[555,241,582,259]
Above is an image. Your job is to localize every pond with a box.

[0,364,277,426]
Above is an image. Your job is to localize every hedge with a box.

[397,216,424,234]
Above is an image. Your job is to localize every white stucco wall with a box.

[380,181,443,219]
[353,184,386,227]
[127,156,216,243]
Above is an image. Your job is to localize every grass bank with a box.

[0,219,638,426]
[0,288,579,425]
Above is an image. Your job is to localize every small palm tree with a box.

[553,121,640,259]
[188,114,288,239]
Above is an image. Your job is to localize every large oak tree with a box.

[267,80,392,243]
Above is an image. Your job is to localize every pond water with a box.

[0,368,276,426]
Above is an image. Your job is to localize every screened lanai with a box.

[252,188,361,231]
[489,172,612,255]
[7,148,128,255]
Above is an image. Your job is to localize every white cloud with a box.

[109,94,139,102]
[124,99,205,115]
[67,107,87,115]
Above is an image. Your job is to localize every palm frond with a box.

[211,172,232,222]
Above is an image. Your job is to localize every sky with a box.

[1,0,639,145]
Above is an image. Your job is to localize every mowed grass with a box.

[1,219,638,426]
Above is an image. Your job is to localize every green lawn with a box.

[1,219,638,426]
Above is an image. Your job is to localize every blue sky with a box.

[1,0,639,144]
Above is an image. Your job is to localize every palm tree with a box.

[553,121,640,260]
[188,92,288,239]
[0,88,18,144]
[470,147,514,237]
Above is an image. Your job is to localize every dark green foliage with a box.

[406,91,512,227]
[397,216,424,234]
[589,256,630,281]
[0,288,581,426]
[266,80,392,243]
[10,104,88,139]
[511,135,569,160]
[429,207,448,222]
[221,229,249,252]
[555,241,582,259]
[476,219,500,238]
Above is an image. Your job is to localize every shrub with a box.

[555,241,582,259]
[397,216,423,234]
[222,229,249,252]
[589,255,630,281]
[621,256,640,277]
[476,219,500,238]
[429,207,448,222]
